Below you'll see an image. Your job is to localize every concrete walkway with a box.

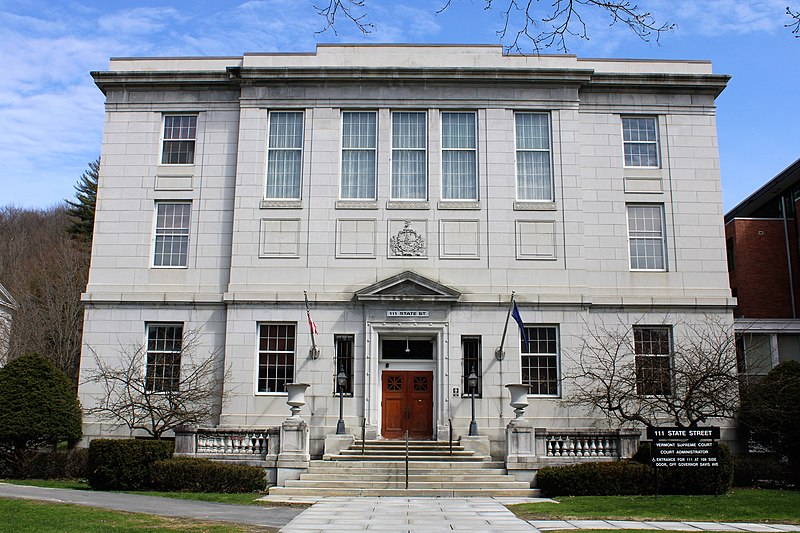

[0,482,302,529]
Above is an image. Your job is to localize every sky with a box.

[0,0,797,211]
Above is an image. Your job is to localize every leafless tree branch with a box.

[788,6,800,37]
[314,0,374,35]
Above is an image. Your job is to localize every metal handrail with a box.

[448,418,453,456]
[405,429,409,489]
[361,418,366,455]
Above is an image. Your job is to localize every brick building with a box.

[725,157,800,375]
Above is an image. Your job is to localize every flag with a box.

[511,301,530,351]
[306,308,318,335]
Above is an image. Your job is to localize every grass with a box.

[510,489,800,523]
[0,498,271,532]
[1,478,89,490]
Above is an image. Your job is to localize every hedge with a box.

[537,461,655,496]
[87,439,172,490]
[733,455,797,489]
[149,458,266,493]
[0,448,87,479]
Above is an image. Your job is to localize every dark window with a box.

[726,237,735,272]
[634,326,672,396]
[462,336,482,397]
[381,339,434,359]
[521,326,559,396]
[146,323,182,392]
[258,324,295,393]
[334,335,354,396]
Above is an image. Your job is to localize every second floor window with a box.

[515,113,553,201]
[462,336,482,397]
[161,115,197,165]
[334,335,354,395]
[634,326,672,395]
[153,202,190,267]
[266,112,303,199]
[391,112,427,200]
[622,117,659,167]
[341,112,377,199]
[627,204,666,270]
[441,112,477,200]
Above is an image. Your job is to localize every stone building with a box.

[726,157,800,376]
[79,45,734,480]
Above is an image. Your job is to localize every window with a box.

[634,326,672,395]
[391,112,427,200]
[341,112,377,199]
[521,326,559,395]
[442,112,477,200]
[146,323,182,392]
[627,204,666,270]
[515,113,552,201]
[622,117,659,167]
[161,115,197,165]
[257,324,295,393]
[153,202,191,267]
[266,112,303,199]
[462,336,482,397]
[334,335,354,395]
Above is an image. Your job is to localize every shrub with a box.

[633,442,733,495]
[0,448,88,479]
[733,455,796,489]
[149,458,266,493]
[537,461,655,496]
[0,354,82,453]
[87,439,172,490]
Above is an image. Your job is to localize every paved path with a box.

[0,482,302,529]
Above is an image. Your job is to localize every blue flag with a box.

[511,301,530,351]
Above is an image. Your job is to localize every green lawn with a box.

[0,498,269,532]
[510,489,800,523]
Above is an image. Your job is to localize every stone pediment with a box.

[355,271,461,302]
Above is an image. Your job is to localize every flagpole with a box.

[495,291,515,360]
[304,290,320,359]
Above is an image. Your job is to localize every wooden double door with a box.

[381,371,433,439]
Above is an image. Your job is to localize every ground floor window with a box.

[461,336,482,397]
[634,325,672,395]
[521,326,559,396]
[334,335,354,395]
[258,323,295,393]
[146,323,182,392]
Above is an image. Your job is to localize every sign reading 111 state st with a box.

[386,311,429,318]
[647,426,720,468]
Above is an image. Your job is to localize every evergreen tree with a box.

[66,158,99,241]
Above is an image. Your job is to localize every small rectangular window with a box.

[634,326,672,396]
[515,113,552,201]
[622,117,659,167]
[521,326,559,396]
[161,115,197,165]
[257,324,296,393]
[341,112,377,200]
[391,112,427,200]
[462,336,482,397]
[627,204,666,270]
[334,335,354,396]
[153,202,191,267]
[266,112,303,199]
[146,323,182,392]
[442,112,477,200]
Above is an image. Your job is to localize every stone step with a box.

[299,473,513,481]
[285,479,531,489]
[337,449,476,457]
[268,487,541,497]
[308,460,506,470]
[344,444,469,452]
[327,453,486,461]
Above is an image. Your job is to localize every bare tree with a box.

[85,331,228,439]
[563,315,739,428]
[789,6,800,37]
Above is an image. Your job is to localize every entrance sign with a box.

[386,310,429,318]
[647,426,720,468]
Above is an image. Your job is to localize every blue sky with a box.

[0,0,797,211]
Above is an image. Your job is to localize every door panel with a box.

[381,371,433,439]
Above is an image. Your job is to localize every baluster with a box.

[566,437,575,456]
[589,438,597,456]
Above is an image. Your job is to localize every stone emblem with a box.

[390,221,426,256]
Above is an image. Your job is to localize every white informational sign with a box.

[386,310,429,318]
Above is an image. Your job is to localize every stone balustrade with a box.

[174,425,280,462]
[536,428,641,461]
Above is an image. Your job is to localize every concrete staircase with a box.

[268,439,540,497]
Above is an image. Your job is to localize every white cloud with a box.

[653,0,788,36]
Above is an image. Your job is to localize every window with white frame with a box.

[334,335,354,396]
[627,204,666,270]
[515,113,553,201]
[462,336,482,397]
[265,112,303,199]
[161,115,197,165]
[341,112,377,199]
[441,112,477,200]
[257,324,295,393]
[521,326,559,395]
[634,326,672,396]
[146,323,182,392]
[153,202,191,267]
[622,117,659,167]
[391,112,427,200]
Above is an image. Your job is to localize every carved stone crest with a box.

[390,221,426,257]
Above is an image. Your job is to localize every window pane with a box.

[392,113,426,149]
[343,112,376,149]
[515,113,550,150]
[391,150,426,199]
[517,151,552,200]
[442,113,475,149]
[623,117,658,167]
[442,151,477,200]
[153,203,190,267]
[623,117,657,142]
[628,205,665,270]
[341,112,377,199]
